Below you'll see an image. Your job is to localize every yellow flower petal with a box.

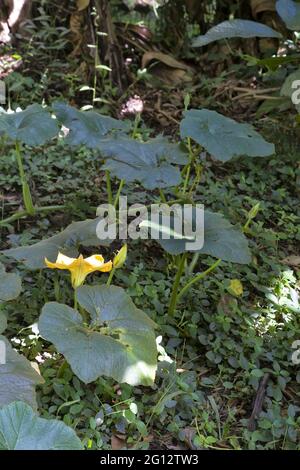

[44,258,70,270]
[85,254,105,268]
[98,261,113,272]
[45,252,112,288]
[45,252,78,270]
[56,252,77,266]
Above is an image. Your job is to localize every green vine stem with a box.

[159,189,167,203]
[182,138,194,195]
[15,141,35,215]
[114,179,125,209]
[106,267,116,287]
[132,112,141,138]
[188,252,200,275]
[105,170,113,205]
[188,163,202,199]
[74,289,90,324]
[74,290,78,310]
[168,253,187,316]
[0,204,67,227]
[177,258,221,301]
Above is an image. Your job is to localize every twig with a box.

[232,94,282,102]
[231,87,280,94]
[248,373,270,431]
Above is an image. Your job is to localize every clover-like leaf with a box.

[0,104,59,145]
[39,285,157,385]
[0,262,22,301]
[2,218,112,270]
[100,136,188,189]
[180,109,274,161]
[192,19,281,47]
[0,336,44,410]
[0,401,83,450]
[276,0,300,31]
[153,208,251,264]
[53,102,129,148]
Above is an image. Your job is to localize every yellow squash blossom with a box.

[113,244,127,269]
[45,252,112,288]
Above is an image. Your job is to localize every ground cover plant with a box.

[0,0,299,451]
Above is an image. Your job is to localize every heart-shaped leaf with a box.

[192,19,281,47]
[0,104,59,145]
[180,109,275,161]
[280,69,300,112]
[0,262,22,301]
[100,136,188,189]
[39,285,157,385]
[2,218,112,270]
[0,313,7,334]
[0,336,44,410]
[276,0,300,30]
[53,102,129,148]
[0,401,83,450]
[154,208,251,264]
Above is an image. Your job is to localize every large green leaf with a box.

[0,313,7,334]
[154,209,251,264]
[276,0,300,30]
[0,262,22,301]
[100,136,188,189]
[0,336,44,410]
[0,401,83,450]
[180,109,275,161]
[53,102,129,148]
[192,20,281,47]
[39,285,157,385]
[280,69,300,112]
[0,104,59,145]
[2,218,112,270]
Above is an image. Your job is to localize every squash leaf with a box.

[39,285,157,385]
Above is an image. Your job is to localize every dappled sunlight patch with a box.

[121,360,157,387]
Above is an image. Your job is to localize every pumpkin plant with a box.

[5,99,275,322]
[38,243,158,386]
[0,402,83,450]
[2,100,274,393]
[0,263,82,449]
[0,104,59,222]
[155,107,274,315]
[0,261,44,411]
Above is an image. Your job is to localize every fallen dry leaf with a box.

[141,51,194,86]
[142,51,193,72]
[251,0,276,18]
[282,256,300,267]
[111,434,127,450]
[76,0,90,11]
[182,427,197,449]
